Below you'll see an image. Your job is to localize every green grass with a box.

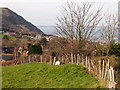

[2,63,105,88]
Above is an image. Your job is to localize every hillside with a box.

[2,63,105,88]
[0,8,44,36]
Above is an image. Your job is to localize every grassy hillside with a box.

[2,63,105,88]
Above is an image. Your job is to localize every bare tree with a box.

[56,1,102,61]
[100,14,118,56]
[56,2,102,41]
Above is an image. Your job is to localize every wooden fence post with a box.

[65,55,68,64]
[24,57,26,63]
[50,56,52,65]
[31,56,33,62]
[81,57,84,65]
[104,64,108,81]
[53,57,56,65]
[16,61,18,65]
[85,57,88,68]
[108,59,110,69]
[74,55,76,64]
[21,60,22,64]
[77,54,79,65]
[99,60,101,77]
[88,59,91,71]
[62,56,64,63]
[40,56,43,63]
[104,59,110,81]
[102,60,105,78]
[38,55,40,62]
[109,66,112,81]
[78,54,81,64]
[45,58,47,63]
[28,56,30,63]
[22,57,24,64]
[35,56,38,62]
[111,66,115,82]
[107,59,110,81]
[71,53,74,64]
[91,60,95,72]
[33,56,35,62]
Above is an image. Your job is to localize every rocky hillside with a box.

[0,8,44,36]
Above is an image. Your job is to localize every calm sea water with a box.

[38,26,104,37]
[38,26,118,42]
[38,26,102,36]
[38,26,58,35]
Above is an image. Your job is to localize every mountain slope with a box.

[1,8,44,35]
[2,63,105,88]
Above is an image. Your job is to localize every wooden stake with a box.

[91,60,95,72]
[33,56,35,62]
[82,57,84,65]
[34,56,36,62]
[102,60,105,78]
[77,54,79,65]
[88,59,91,71]
[28,56,30,63]
[99,60,101,77]
[16,61,18,65]
[85,57,88,68]
[21,60,22,64]
[45,58,47,63]
[35,56,38,62]
[73,55,75,64]
[108,59,110,69]
[40,56,43,63]
[71,53,74,64]
[50,56,52,65]
[53,57,56,65]
[62,56,64,63]
[38,56,39,62]
[109,68,112,81]
[22,57,24,63]
[107,59,110,81]
[111,67,115,82]
[104,64,108,80]
[79,54,81,64]
[65,55,68,64]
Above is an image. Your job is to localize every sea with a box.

[38,26,58,35]
[37,26,102,36]
[37,26,118,42]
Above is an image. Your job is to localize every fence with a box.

[2,54,117,88]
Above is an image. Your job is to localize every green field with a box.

[2,63,105,88]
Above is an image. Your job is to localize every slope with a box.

[2,63,105,88]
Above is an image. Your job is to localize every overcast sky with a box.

[0,0,119,26]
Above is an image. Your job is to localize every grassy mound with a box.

[2,63,105,88]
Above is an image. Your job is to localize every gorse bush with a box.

[39,37,47,45]
[28,44,42,55]
[109,41,120,57]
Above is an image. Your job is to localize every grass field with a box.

[2,63,105,88]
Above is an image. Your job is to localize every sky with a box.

[0,0,119,26]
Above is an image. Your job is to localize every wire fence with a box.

[2,54,117,88]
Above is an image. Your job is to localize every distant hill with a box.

[0,8,44,36]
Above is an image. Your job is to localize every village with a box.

[2,31,57,62]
